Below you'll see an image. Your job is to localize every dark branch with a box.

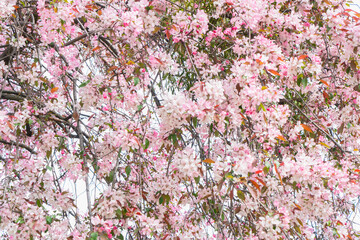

[1,93,24,101]
[0,139,36,154]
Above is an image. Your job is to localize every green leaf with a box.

[265,161,271,168]
[297,74,308,87]
[137,104,143,111]
[79,80,90,88]
[115,209,122,219]
[192,117,198,127]
[294,224,302,233]
[144,138,150,149]
[125,166,131,177]
[194,176,200,184]
[16,216,25,224]
[46,215,53,225]
[258,103,266,112]
[301,77,308,87]
[134,77,140,86]
[171,134,177,145]
[36,199,42,207]
[105,170,114,184]
[322,178,329,188]
[90,232,98,240]
[237,190,245,201]
[225,172,233,179]
[261,186,268,194]
[164,194,171,204]
[46,148,52,159]
[159,195,164,204]
[138,62,146,68]
[297,75,302,87]
[145,5,154,11]
[346,66,351,74]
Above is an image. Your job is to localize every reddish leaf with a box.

[165,29,170,40]
[155,57,163,64]
[153,8,164,14]
[51,87,59,93]
[72,7,80,13]
[319,79,329,87]
[236,83,242,93]
[73,111,79,121]
[25,199,35,205]
[255,177,266,186]
[7,121,14,130]
[298,55,308,60]
[39,77,48,82]
[107,66,118,72]
[276,135,286,141]
[226,7,234,12]
[274,162,283,185]
[301,124,313,133]
[294,203,302,211]
[268,69,281,76]
[161,234,169,240]
[323,91,329,100]
[255,59,264,65]
[92,46,101,51]
[338,122,345,134]
[350,60,358,72]
[203,158,215,164]
[249,179,261,192]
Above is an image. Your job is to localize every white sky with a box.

[349,0,360,10]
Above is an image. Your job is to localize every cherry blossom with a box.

[1,0,360,239]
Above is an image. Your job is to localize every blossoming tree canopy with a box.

[1,0,360,239]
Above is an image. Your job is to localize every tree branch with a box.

[0,139,36,154]
[283,98,345,153]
